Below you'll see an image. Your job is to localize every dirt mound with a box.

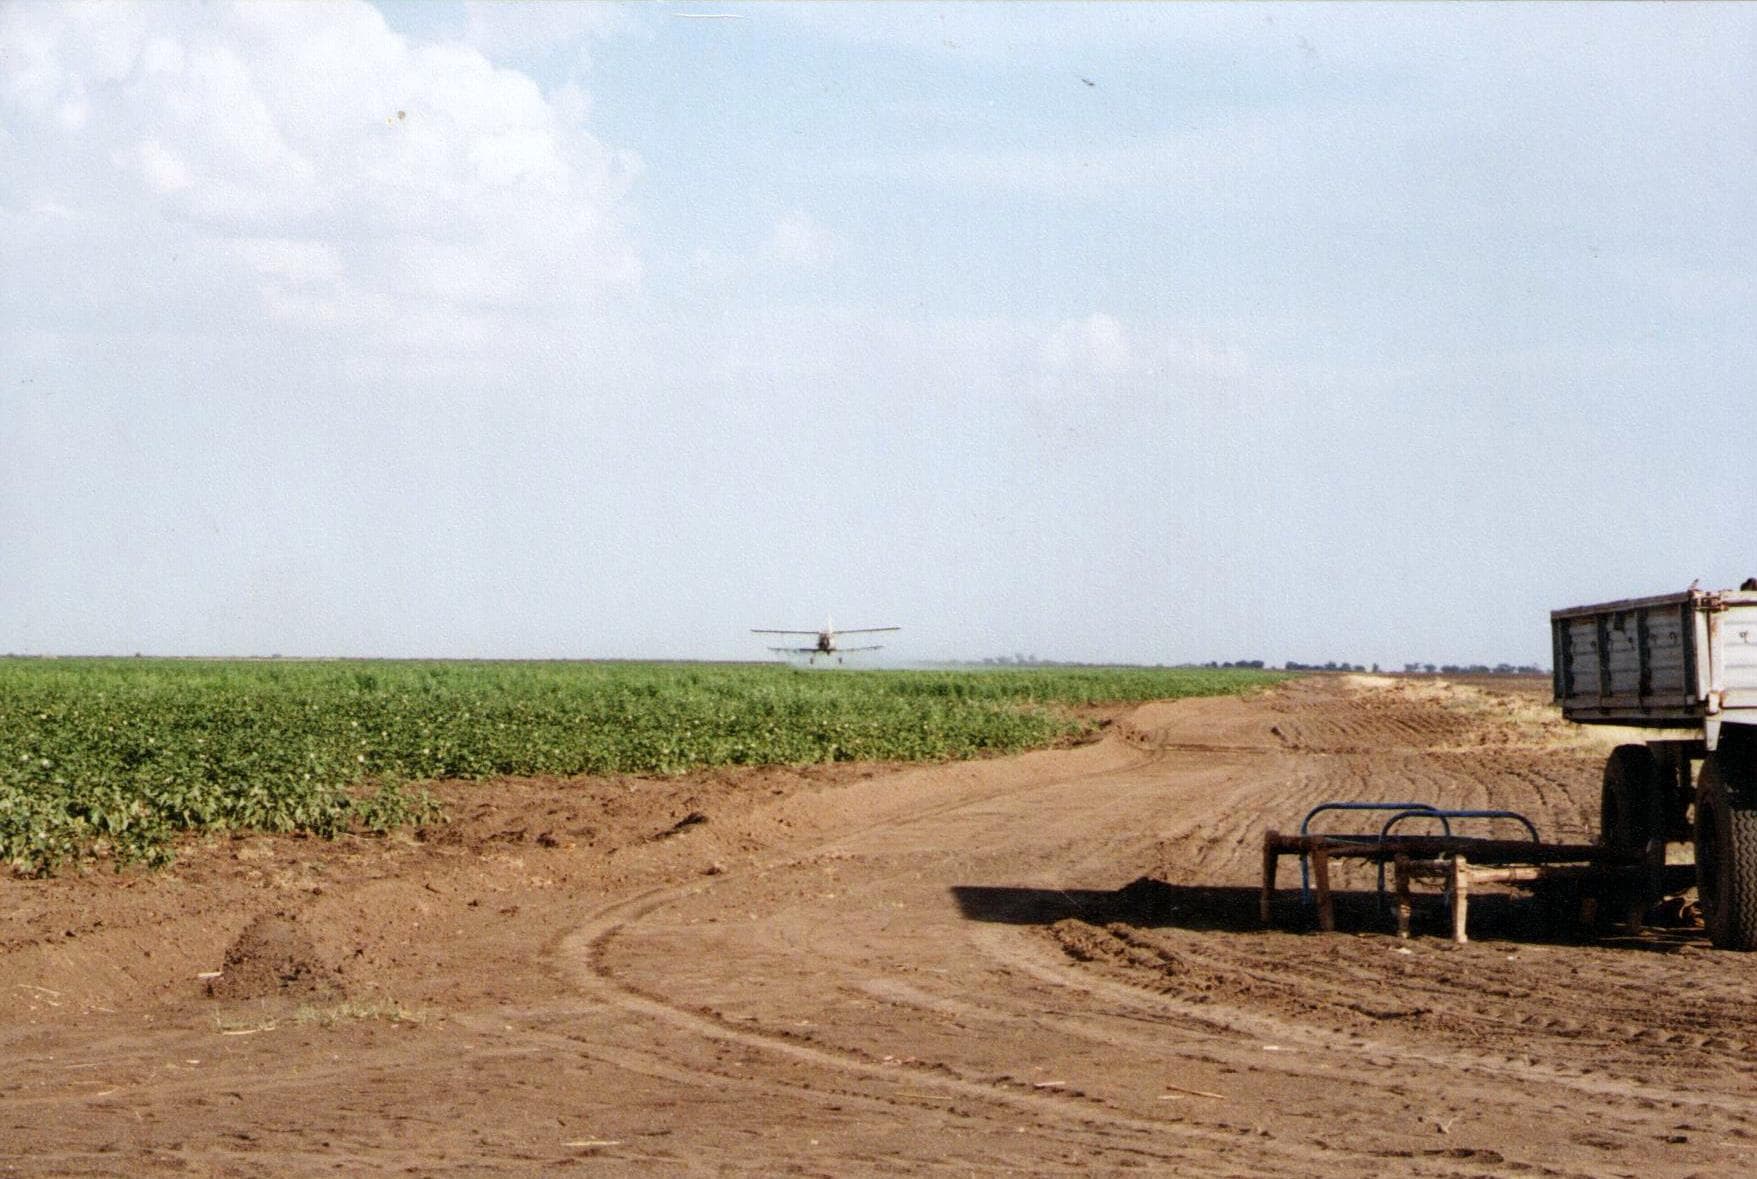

[205,911,339,1000]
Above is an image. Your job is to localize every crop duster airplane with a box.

[752,619,900,664]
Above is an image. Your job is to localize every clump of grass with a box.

[213,1013,281,1035]
[293,998,433,1027]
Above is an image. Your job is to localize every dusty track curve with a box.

[5,676,1757,1175]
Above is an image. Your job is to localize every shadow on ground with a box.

[950,869,1705,951]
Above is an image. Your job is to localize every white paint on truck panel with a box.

[1552,591,1757,732]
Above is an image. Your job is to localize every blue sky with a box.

[3,2,1752,665]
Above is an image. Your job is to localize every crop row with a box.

[0,659,1287,874]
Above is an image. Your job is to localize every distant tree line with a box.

[1199,659,1549,675]
[1204,660,1376,672]
[1400,662,1546,676]
[972,656,1184,670]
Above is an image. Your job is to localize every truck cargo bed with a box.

[1551,587,1757,739]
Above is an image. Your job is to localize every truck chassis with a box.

[1553,586,1757,948]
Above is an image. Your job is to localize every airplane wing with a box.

[767,645,820,655]
[837,644,887,652]
[752,629,823,635]
[832,627,900,635]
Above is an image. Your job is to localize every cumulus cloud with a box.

[689,302,1261,418]
[0,0,641,374]
[1032,312,1255,407]
[1040,313,1131,389]
[764,210,838,269]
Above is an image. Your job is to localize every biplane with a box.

[752,619,900,664]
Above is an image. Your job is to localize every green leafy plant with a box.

[0,659,1286,874]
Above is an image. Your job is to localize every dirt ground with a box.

[3,674,1752,1177]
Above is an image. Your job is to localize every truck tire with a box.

[1694,745,1757,951]
[1601,744,1661,855]
[1601,744,1666,916]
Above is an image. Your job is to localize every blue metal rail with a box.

[1297,802,1445,900]
[1295,801,1542,906]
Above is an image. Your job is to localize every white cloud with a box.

[685,302,1263,418]
[233,238,343,287]
[1029,312,1262,409]
[0,0,641,373]
[765,210,838,269]
[135,139,193,193]
[462,0,633,73]
[1041,312,1130,385]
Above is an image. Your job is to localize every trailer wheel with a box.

[1694,746,1757,951]
[1601,745,1661,854]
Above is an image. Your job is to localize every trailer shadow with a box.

[950,879,1261,932]
[949,871,1706,951]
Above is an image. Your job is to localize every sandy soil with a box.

[2,675,1750,1177]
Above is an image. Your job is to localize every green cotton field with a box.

[0,659,1287,875]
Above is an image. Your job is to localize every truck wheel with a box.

[1694,746,1757,951]
[1601,745,1660,854]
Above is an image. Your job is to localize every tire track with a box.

[989,922,1757,1135]
[551,705,1542,1175]
[548,676,1743,1176]
[557,874,1363,1174]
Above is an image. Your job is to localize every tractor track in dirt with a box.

[556,800,1356,1176]
[4,674,1756,1175]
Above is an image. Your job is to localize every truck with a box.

[1552,585,1757,948]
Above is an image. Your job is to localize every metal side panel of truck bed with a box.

[1551,587,1757,739]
